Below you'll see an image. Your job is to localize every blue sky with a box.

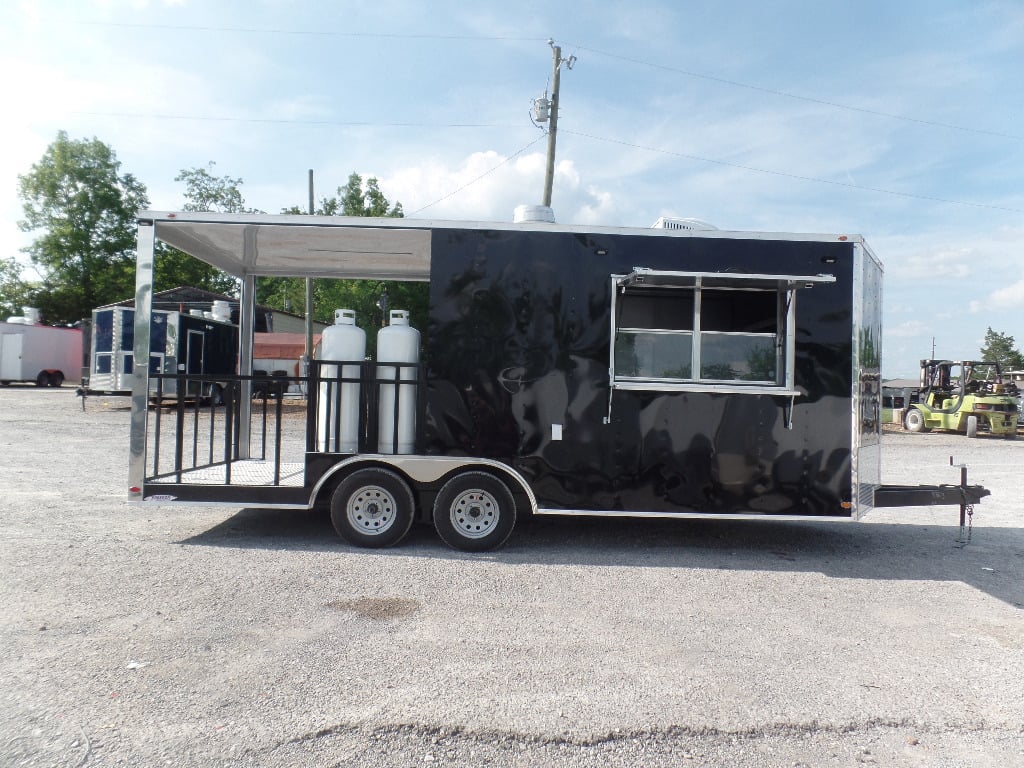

[3,0,1022,378]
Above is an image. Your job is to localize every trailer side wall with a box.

[424,228,856,517]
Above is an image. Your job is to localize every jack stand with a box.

[950,455,974,547]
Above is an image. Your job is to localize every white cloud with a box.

[969,276,1024,313]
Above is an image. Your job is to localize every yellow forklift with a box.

[904,360,1019,438]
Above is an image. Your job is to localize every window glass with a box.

[94,311,114,352]
[121,310,134,351]
[150,315,167,353]
[615,331,693,379]
[95,353,112,374]
[612,280,789,389]
[700,333,777,381]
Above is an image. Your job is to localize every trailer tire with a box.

[433,471,516,552]
[49,372,64,387]
[904,408,928,433]
[203,384,224,407]
[35,372,48,387]
[966,415,978,439]
[330,468,415,548]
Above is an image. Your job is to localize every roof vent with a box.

[513,205,556,224]
[652,217,718,231]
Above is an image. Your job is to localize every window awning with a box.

[617,267,836,290]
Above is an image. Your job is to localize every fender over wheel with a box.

[904,408,928,433]
[433,471,516,552]
[330,468,415,548]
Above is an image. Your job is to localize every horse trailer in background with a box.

[0,308,82,387]
[125,212,988,551]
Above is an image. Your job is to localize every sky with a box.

[2,0,1022,379]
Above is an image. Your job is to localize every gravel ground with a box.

[1,387,1022,767]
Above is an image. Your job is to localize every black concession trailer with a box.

[126,212,987,551]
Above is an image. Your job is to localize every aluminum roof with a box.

[140,210,870,281]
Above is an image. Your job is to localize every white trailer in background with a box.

[0,308,83,387]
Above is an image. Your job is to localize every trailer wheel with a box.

[203,384,224,407]
[35,372,48,387]
[330,468,415,548]
[904,408,928,433]
[49,372,64,387]
[433,471,516,552]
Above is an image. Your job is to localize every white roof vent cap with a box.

[513,205,556,224]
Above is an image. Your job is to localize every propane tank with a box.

[211,300,231,323]
[377,310,420,454]
[317,309,365,452]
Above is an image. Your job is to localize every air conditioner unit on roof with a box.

[651,217,718,231]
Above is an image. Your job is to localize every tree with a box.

[979,327,1024,371]
[175,163,259,214]
[272,173,423,351]
[153,162,259,295]
[18,131,149,324]
[281,172,404,219]
[0,257,39,320]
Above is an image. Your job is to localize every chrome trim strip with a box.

[534,508,853,522]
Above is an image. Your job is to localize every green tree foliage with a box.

[17,131,149,324]
[0,257,39,320]
[979,327,1024,370]
[154,162,258,295]
[272,173,425,352]
[281,172,404,219]
[176,162,258,214]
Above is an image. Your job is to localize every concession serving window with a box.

[608,268,835,399]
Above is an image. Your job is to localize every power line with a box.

[77,21,1018,141]
[79,21,543,42]
[67,111,1019,215]
[562,128,1024,214]
[72,110,523,129]
[565,42,1023,141]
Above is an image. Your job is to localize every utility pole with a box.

[540,40,575,208]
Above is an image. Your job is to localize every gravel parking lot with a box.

[1,387,1022,767]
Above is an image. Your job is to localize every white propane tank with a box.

[317,309,365,452]
[377,310,420,454]
[211,300,231,323]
